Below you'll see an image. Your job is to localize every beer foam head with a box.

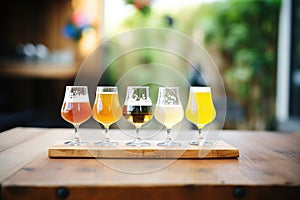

[124,86,152,105]
[96,86,118,94]
[125,97,152,106]
[63,86,90,103]
[190,87,211,93]
[96,91,118,94]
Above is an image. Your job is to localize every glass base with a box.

[157,140,181,147]
[95,141,118,146]
[189,140,213,146]
[126,140,151,147]
[64,140,88,146]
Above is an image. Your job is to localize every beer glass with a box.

[185,87,216,145]
[123,86,153,147]
[154,87,183,147]
[61,86,91,146]
[92,86,122,146]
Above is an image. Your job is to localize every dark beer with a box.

[123,105,153,127]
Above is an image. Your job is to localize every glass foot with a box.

[189,140,213,146]
[157,140,181,147]
[64,140,88,146]
[126,141,151,147]
[95,141,118,146]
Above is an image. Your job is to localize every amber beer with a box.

[123,105,153,128]
[61,102,91,124]
[61,86,91,125]
[60,86,91,146]
[93,92,122,127]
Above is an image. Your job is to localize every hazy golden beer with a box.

[93,92,122,127]
[92,87,122,146]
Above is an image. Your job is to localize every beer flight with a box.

[61,86,216,147]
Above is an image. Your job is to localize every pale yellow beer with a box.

[154,87,183,147]
[185,87,216,129]
[154,105,183,129]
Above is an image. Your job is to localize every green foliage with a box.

[198,0,281,129]
[109,0,281,130]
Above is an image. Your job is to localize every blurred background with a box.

[0,0,299,132]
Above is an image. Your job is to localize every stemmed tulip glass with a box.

[123,86,153,147]
[92,86,122,146]
[154,87,183,147]
[61,86,91,146]
[185,87,216,146]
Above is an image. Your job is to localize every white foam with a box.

[155,104,182,107]
[125,99,152,106]
[63,95,90,103]
[96,92,118,94]
[190,87,211,93]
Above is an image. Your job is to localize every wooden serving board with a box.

[48,140,239,159]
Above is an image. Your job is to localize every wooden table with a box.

[0,127,299,199]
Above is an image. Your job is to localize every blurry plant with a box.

[102,1,174,85]
[125,0,151,15]
[106,0,281,130]
[197,0,281,130]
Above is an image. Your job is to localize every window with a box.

[277,0,300,131]
[290,0,300,119]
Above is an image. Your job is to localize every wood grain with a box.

[1,128,300,200]
[0,127,45,153]
[0,128,73,182]
[2,185,300,200]
[48,140,239,159]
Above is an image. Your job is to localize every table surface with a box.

[0,127,299,200]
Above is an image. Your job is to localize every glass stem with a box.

[198,128,203,142]
[166,128,172,141]
[74,125,80,143]
[135,127,141,142]
[104,126,110,142]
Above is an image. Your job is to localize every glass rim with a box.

[66,86,88,91]
[127,86,149,88]
[96,86,118,93]
[96,86,118,88]
[190,86,211,92]
[158,87,179,89]
[66,85,88,88]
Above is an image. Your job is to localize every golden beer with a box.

[93,92,122,127]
